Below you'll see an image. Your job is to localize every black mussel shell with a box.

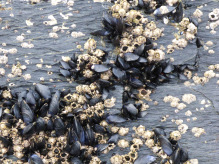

[96,144,108,153]
[70,157,83,164]
[60,61,71,70]
[22,123,36,136]
[129,78,144,88]
[18,90,28,106]
[163,63,174,73]
[36,117,46,132]
[171,148,181,164]
[91,64,110,73]
[123,103,138,116]
[106,115,126,123]
[0,136,12,147]
[85,125,95,146]
[60,68,71,77]
[117,56,130,70]
[21,100,34,124]
[28,154,43,164]
[108,134,119,144]
[134,44,146,56]
[46,118,53,131]
[153,127,166,136]
[38,103,49,117]
[69,141,81,156]
[91,29,111,36]
[35,84,51,100]
[54,117,65,136]
[172,2,183,22]
[158,135,173,156]
[180,148,189,162]
[48,90,61,116]
[112,67,126,80]
[124,53,139,62]
[0,107,2,119]
[26,91,36,107]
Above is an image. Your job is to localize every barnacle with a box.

[118,139,129,148]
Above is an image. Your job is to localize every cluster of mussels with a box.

[0,0,202,164]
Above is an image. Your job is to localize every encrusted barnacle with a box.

[146,21,157,30]
[130,144,139,152]
[93,49,105,58]
[137,89,151,100]
[170,130,181,141]
[108,143,116,151]
[187,23,197,34]
[135,36,146,45]
[209,12,218,21]
[110,154,123,164]
[77,95,87,104]
[118,139,129,148]
[132,26,144,36]
[48,137,56,146]
[126,10,138,23]
[132,12,143,24]
[84,39,96,51]
[179,18,190,28]
[172,38,188,48]
[90,156,101,164]
[148,49,165,61]
[111,126,120,133]
[132,138,143,146]
[2,90,12,99]
[145,139,155,148]
[120,45,130,53]
[111,4,121,13]
[166,0,179,6]
[104,97,116,108]
[128,151,138,161]
[86,108,94,117]
[142,130,154,139]
[100,70,112,80]
[95,109,104,117]
[133,125,145,136]
[118,127,129,136]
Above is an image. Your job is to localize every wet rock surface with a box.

[0,0,219,163]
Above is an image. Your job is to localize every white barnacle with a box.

[170,131,181,141]
[185,110,192,116]
[191,127,205,137]
[118,127,129,136]
[178,124,188,134]
[0,68,5,75]
[193,9,203,18]
[118,139,129,148]
[182,94,196,104]
[23,74,31,80]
